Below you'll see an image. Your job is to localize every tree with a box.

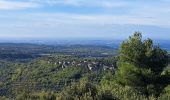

[116,32,169,97]
[56,77,98,100]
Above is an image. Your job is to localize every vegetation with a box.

[116,32,169,98]
[0,32,170,100]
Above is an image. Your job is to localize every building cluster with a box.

[47,60,115,72]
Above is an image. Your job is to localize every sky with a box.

[0,0,170,40]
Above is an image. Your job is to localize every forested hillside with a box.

[0,32,170,100]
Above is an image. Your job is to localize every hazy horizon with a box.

[0,0,170,40]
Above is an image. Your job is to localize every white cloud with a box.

[0,0,40,10]
[0,0,170,39]
[0,11,170,39]
[30,0,127,8]
[1,12,169,28]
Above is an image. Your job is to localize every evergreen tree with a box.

[116,32,169,97]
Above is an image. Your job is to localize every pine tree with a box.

[116,32,169,97]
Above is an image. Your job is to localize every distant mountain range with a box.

[0,39,169,50]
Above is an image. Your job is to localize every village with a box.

[46,56,116,72]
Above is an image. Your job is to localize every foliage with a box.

[15,91,57,100]
[158,85,170,100]
[0,32,170,100]
[116,32,169,97]
[56,77,98,100]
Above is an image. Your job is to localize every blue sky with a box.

[0,0,170,40]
